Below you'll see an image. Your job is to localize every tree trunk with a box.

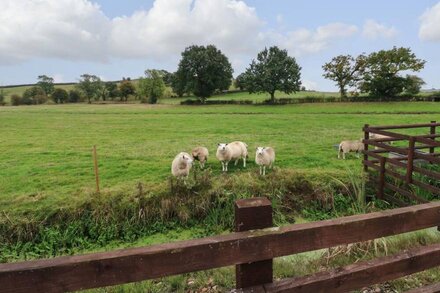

[270,91,275,103]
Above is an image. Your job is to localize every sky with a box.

[1,0,440,91]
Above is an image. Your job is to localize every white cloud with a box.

[419,2,440,41]
[362,19,397,40]
[270,23,358,56]
[110,0,263,59]
[0,0,110,64]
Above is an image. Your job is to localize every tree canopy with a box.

[119,80,136,101]
[174,45,233,102]
[76,74,103,103]
[360,47,426,98]
[322,54,367,98]
[244,46,302,102]
[37,75,55,95]
[138,69,166,104]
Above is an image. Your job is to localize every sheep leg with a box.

[338,151,341,159]
[243,156,246,168]
[234,159,239,166]
[343,152,346,160]
[225,161,229,172]
[221,162,225,172]
[259,166,262,175]
[263,166,266,176]
[356,152,360,159]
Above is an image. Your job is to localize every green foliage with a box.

[404,75,426,96]
[104,82,120,100]
[10,94,22,106]
[22,86,47,105]
[322,54,367,98]
[118,80,136,102]
[68,89,82,103]
[234,72,249,90]
[360,47,426,98]
[175,45,233,102]
[244,46,302,102]
[138,70,166,104]
[76,74,103,103]
[51,88,68,104]
[37,75,55,95]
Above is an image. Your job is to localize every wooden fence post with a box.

[406,138,415,184]
[430,121,436,157]
[378,157,386,200]
[363,124,370,172]
[235,197,273,289]
[93,145,100,193]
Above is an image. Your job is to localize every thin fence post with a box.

[363,124,370,172]
[378,157,386,200]
[406,138,415,184]
[430,121,436,158]
[235,197,273,289]
[93,145,100,193]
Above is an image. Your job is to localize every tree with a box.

[105,82,120,100]
[0,88,5,105]
[234,72,249,90]
[245,46,301,102]
[51,88,68,104]
[119,80,136,101]
[404,75,425,96]
[23,86,47,104]
[360,47,426,99]
[171,72,186,97]
[175,45,233,102]
[76,74,103,103]
[37,75,55,95]
[68,89,82,103]
[138,70,166,104]
[322,54,367,98]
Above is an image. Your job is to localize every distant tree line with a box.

[5,45,429,106]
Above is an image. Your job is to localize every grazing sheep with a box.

[192,146,209,168]
[338,140,364,159]
[255,147,275,176]
[370,133,393,150]
[216,141,248,172]
[171,152,193,179]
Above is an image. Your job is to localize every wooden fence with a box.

[1,197,440,292]
[363,121,440,205]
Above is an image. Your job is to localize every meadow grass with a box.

[1,102,439,216]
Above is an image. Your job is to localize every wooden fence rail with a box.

[1,198,440,292]
[363,121,440,205]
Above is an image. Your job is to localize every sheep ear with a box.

[217,143,220,146]
[182,155,186,159]
[255,147,258,150]
[225,143,228,146]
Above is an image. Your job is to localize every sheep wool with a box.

[171,152,193,178]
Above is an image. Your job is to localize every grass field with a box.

[1,102,439,215]
[2,101,440,291]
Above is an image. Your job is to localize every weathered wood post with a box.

[430,121,436,157]
[93,145,100,193]
[235,197,273,289]
[378,156,386,200]
[406,137,415,184]
[363,124,370,172]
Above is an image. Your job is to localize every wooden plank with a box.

[235,198,273,289]
[263,243,440,293]
[405,282,440,293]
[2,202,440,293]
[370,122,440,130]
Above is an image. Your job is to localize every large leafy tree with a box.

[245,46,301,102]
[175,45,233,102]
[104,82,120,100]
[119,79,136,102]
[138,69,166,104]
[23,86,47,104]
[76,74,103,103]
[37,75,55,95]
[322,54,367,98]
[404,75,425,96]
[360,47,426,98]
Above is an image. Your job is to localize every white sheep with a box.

[255,147,275,175]
[370,133,393,150]
[216,141,248,172]
[192,146,209,168]
[171,152,193,179]
[338,140,364,159]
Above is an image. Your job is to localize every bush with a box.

[180,99,253,105]
[68,90,82,103]
[51,88,68,104]
[11,94,22,106]
[23,86,47,105]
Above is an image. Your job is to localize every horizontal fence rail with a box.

[2,200,440,292]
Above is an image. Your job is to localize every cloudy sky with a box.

[1,0,440,91]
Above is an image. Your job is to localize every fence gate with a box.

[363,121,440,205]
